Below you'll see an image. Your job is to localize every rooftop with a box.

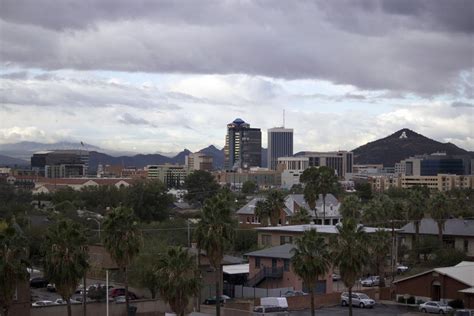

[399,218,474,237]
[245,243,295,259]
[256,224,394,234]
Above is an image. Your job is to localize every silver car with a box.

[341,292,375,308]
[419,301,453,314]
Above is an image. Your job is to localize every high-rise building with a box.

[31,150,89,178]
[267,127,293,170]
[295,151,353,180]
[224,118,261,170]
[396,153,473,176]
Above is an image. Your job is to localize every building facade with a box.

[185,152,213,171]
[296,151,353,180]
[146,164,189,188]
[267,127,293,170]
[213,168,281,190]
[397,153,473,177]
[224,118,262,170]
[278,157,309,189]
[31,150,89,178]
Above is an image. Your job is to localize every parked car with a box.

[46,283,56,292]
[30,277,49,288]
[203,295,230,305]
[54,298,81,305]
[419,301,453,314]
[397,265,409,273]
[454,310,474,316]
[360,276,380,287]
[260,297,288,311]
[332,273,341,281]
[253,305,290,315]
[109,288,137,299]
[281,290,307,297]
[341,292,375,308]
[32,300,55,307]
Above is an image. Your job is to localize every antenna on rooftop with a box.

[283,109,285,128]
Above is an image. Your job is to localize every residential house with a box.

[398,219,474,258]
[394,261,474,308]
[245,243,333,294]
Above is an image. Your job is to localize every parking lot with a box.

[290,304,424,316]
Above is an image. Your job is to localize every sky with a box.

[0,0,473,154]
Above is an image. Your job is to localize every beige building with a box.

[213,168,281,190]
[146,164,189,188]
[185,152,213,171]
[400,174,474,191]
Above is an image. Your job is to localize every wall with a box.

[234,285,293,298]
[30,299,171,316]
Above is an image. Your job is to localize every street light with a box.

[87,218,101,241]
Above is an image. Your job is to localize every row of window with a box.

[255,257,290,271]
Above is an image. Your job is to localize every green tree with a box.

[195,194,236,316]
[332,218,369,316]
[291,229,331,316]
[184,170,220,206]
[129,253,160,299]
[255,190,286,226]
[103,207,142,313]
[156,247,201,316]
[0,221,29,316]
[339,195,362,221]
[43,220,89,316]
[406,188,429,250]
[290,207,311,225]
[354,182,373,201]
[369,230,391,287]
[429,192,450,243]
[241,180,257,195]
[126,179,173,222]
[300,166,338,223]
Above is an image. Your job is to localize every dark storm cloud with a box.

[0,0,473,95]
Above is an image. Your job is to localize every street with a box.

[289,304,424,316]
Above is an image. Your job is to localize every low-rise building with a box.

[214,168,281,190]
[31,178,134,194]
[146,164,189,188]
[398,218,474,258]
[394,261,474,308]
[185,152,213,171]
[245,243,333,294]
[400,174,474,191]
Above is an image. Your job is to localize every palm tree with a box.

[429,192,450,243]
[290,207,311,225]
[291,229,331,316]
[156,247,201,316]
[43,220,89,316]
[300,166,338,223]
[102,207,142,314]
[369,230,391,287]
[405,188,429,258]
[0,221,29,316]
[340,195,362,221]
[195,193,236,316]
[332,218,368,316]
[255,190,286,226]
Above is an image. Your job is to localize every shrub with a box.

[398,296,406,304]
[448,299,464,309]
[407,296,416,304]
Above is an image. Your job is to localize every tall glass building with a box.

[224,118,261,170]
[267,127,293,170]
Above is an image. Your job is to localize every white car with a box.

[32,300,55,307]
[54,298,81,305]
[360,276,380,287]
[341,292,375,308]
[397,265,409,273]
[419,301,453,314]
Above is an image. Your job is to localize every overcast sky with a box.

[0,0,473,154]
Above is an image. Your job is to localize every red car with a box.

[109,288,137,299]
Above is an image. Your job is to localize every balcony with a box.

[246,267,284,287]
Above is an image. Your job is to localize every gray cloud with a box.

[0,1,472,95]
[118,113,156,127]
[452,101,474,108]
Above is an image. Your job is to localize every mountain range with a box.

[0,128,471,169]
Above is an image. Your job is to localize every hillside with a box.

[352,128,471,167]
[0,154,29,167]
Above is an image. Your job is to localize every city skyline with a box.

[0,1,473,154]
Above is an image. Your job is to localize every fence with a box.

[234,285,294,299]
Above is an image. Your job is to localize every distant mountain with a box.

[352,128,472,167]
[172,149,192,165]
[89,151,173,172]
[0,154,29,167]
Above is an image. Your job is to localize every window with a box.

[280,235,292,245]
[261,234,271,246]
[464,240,469,253]
[255,257,260,268]
[283,259,290,272]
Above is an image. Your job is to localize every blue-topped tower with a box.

[224,118,262,170]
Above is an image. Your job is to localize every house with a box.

[245,243,333,294]
[31,178,134,194]
[398,219,474,258]
[394,261,474,308]
[236,194,341,227]
[256,224,391,248]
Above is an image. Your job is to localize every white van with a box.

[260,297,288,310]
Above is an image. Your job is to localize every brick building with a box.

[394,261,474,308]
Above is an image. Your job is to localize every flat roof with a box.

[223,264,249,275]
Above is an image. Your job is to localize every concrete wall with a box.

[234,285,293,298]
[30,299,171,316]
